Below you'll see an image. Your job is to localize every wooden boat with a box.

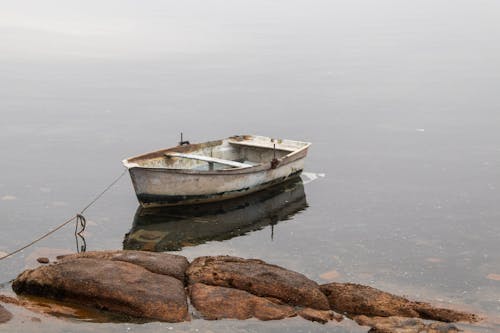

[122,135,311,207]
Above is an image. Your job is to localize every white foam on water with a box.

[301,172,326,185]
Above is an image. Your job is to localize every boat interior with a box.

[124,135,310,171]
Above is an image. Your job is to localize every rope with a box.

[79,168,128,215]
[0,168,127,261]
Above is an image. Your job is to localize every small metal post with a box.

[179,132,190,146]
[271,143,279,169]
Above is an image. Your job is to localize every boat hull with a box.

[128,157,306,207]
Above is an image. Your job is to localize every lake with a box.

[0,0,499,331]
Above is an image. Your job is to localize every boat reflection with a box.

[123,177,308,252]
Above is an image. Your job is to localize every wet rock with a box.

[486,273,500,281]
[354,315,460,333]
[187,256,329,310]
[320,283,478,322]
[25,247,73,269]
[57,250,189,281]
[0,304,12,323]
[12,258,189,322]
[1,294,100,319]
[37,257,49,264]
[319,269,340,281]
[297,308,342,324]
[8,250,479,326]
[413,303,478,323]
[320,283,419,318]
[189,283,296,321]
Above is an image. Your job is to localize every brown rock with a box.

[0,304,12,323]
[37,257,49,264]
[12,258,189,322]
[297,308,342,324]
[57,250,189,282]
[320,283,419,318]
[187,256,329,310]
[189,283,296,321]
[486,273,500,281]
[413,303,479,323]
[354,315,460,333]
[1,294,106,320]
[320,283,478,323]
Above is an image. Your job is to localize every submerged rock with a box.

[297,308,343,324]
[0,294,100,320]
[0,304,12,324]
[36,257,49,264]
[320,283,478,322]
[12,257,189,322]
[57,250,189,282]
[354,315,460,333]
[189,283,296,321]
[187,256,330,310]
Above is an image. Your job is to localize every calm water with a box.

[1,0,499,331]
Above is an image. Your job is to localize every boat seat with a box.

[164,152,252,169]
[227,140,295,152]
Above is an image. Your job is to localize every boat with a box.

[123,177,307,251]
[122,135,311,207]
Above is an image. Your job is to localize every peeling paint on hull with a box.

[137,170,303,207]
[123,135,311,207]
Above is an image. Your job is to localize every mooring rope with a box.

[0,168,128,261]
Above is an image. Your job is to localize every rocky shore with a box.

[2,250,480,332]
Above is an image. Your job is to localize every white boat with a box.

[122,135,311,207]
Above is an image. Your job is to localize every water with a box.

[1,0,499,331]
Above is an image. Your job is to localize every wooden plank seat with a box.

[227,140,296,152]
[165,152,252,169]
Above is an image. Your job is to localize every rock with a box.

[319,269,340,281]
[426,322,462,333]
[0,304,12,323]
[320,283,420,318]
[1,294,98,319]
[7,250,480,326]
[56,250,189,282]
[37,257,49,264]
[189,283,296,321]
[413,303,478,323]
[297,308,342,324]
[354,315,460,333]
[320,283,478,322]
[25,248,73,270]
[12,258,189,322]
[486,273,500,281]
[187,256,329,310]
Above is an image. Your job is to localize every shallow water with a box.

[1,0,499,331]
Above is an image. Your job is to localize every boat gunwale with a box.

[122,135,311,175]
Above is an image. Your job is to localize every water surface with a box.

[1,0,499,331]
